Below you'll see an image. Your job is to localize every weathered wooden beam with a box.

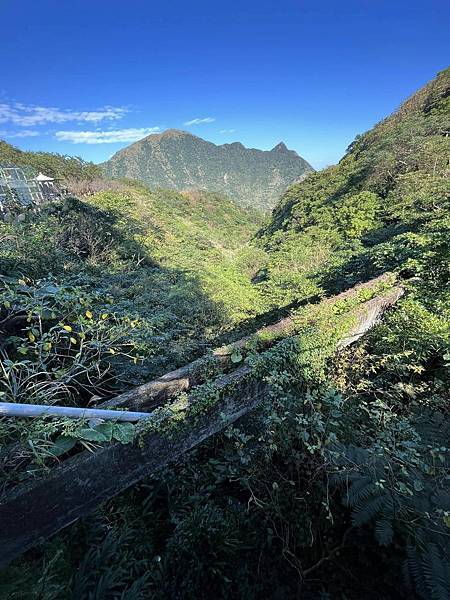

[0,277,403,567]
[99,316,294,411]
[0,367,262,568]
[99,273,396,412]
[337,285,404,348]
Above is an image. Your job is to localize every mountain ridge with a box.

[101,129,313,211]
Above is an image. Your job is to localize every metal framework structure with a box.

[0,165,44,214]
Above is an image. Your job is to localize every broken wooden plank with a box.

[100,273,396,412]
[99,316,294,411]
[337,285,404,348]
[0,279,403,567]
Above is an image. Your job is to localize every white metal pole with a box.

[0,402,153,422]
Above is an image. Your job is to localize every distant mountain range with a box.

[101,129,313,211]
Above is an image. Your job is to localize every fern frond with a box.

[404,543,450,600]
[422,542,450,600]
[352,492,393,527]
[328,468,352,487]
[341,444,372,467]
[404,545,429,599]
[346,475,376,507]
[375,518,394,546]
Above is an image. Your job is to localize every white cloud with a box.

[0,129,39,138]
[54,127,161,144]
[0,102,127,126]
[184,117,215,126]
[219,129,236,134]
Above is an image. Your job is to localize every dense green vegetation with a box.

[0,139,101,181]
[102,129,313,212]
[258,67,449,305]
[0,183,263,403]
[0,183,265,465]
[0,68,449,599]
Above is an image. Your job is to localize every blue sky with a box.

[1,0,448,168]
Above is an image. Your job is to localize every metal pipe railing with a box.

[0,402,153,422]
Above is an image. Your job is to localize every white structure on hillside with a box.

[0,165,62,217]
[34,172,60,200]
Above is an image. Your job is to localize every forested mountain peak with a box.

[143,128,193,140]
[102,129,313,211]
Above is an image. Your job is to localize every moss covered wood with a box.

[0,276,403,567]
[100,273,398,412]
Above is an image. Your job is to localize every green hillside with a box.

[102,129,313,212]
[257,67,449,305]
[83,183,266,326]
[0,139,101,181]
[0,184,264,392]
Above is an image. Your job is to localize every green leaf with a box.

[413,480,424,492]
[94,422,114,441]
[113,422,135,444]
[230,350,243,363]
[49,435,77,457]
[79,428,108,442]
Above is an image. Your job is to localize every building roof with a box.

[35,172,54,181]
